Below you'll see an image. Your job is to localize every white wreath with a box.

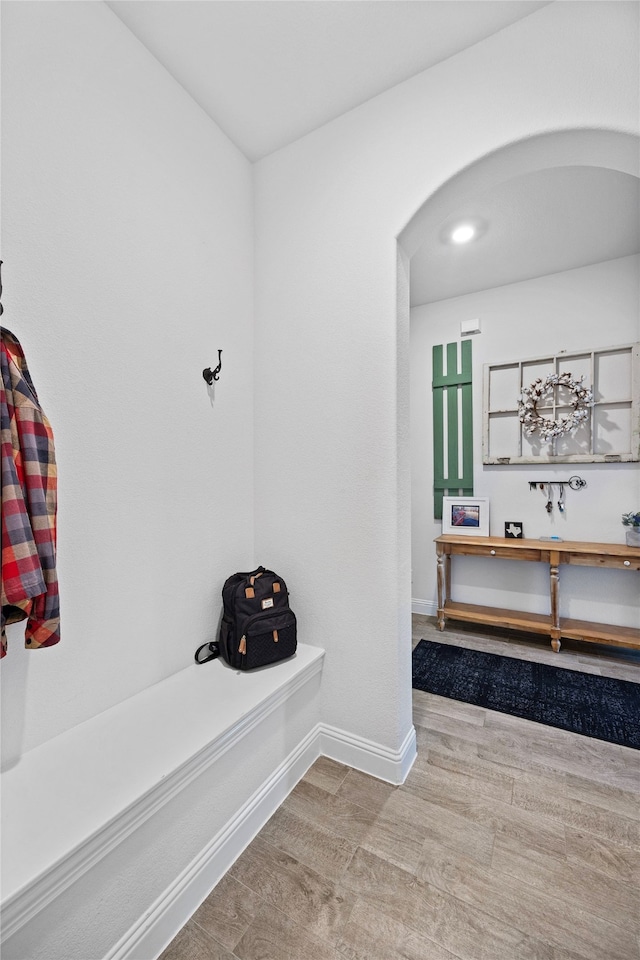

[518,372,593,442]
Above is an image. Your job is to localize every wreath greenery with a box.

[518,372,593,442]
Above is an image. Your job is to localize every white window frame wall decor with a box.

[442,496,490,536]
[482,343,640,465]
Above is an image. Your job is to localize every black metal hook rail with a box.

[528,476,586,492]
[529,476,587,514]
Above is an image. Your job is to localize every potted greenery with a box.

[622,511,640,547]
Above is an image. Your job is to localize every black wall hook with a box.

[202,349,222,385]
[0,260,4,316]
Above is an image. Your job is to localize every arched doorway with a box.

[396,126,639,724]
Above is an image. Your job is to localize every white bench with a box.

[1,644,325,960]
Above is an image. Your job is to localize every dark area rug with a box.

[412,639,640,749]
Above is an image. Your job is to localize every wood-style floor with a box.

[160,616,640,960]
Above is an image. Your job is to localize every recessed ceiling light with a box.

[439,216,488,246]
[450,224,476,244]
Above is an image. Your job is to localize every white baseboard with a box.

[320,722,416,785]
[412,598,437,617]
[107,721,416,960]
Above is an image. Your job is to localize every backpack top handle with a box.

[194,641,220,665]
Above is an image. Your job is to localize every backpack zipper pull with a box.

[238,635,246,655]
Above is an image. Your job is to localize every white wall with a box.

[1,1,254,762]
[254,0,639,755]
[411,255,640,626]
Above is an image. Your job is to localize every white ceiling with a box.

[106,0,549,161]
[411,166,640,305]
[105,1,638,303]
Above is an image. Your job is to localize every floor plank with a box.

[336,898,460,960]
[190,874,263,952]
[491,831,640,935]
[159,922,238,960]
[334,768,398,815]
[257,804,357,882]
[302,756,350,793]
[511,778,640,848]
[234,903,343,960]
[415,835,638,960]
[283,778,379,843]
[342,846,566,960]
[230,836,356,946]
[565,826,640,885]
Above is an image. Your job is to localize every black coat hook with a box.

[202,350,222,385]
[0,260,4,316]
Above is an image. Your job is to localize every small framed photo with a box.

[442,497,490,537]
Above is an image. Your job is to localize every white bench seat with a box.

[1,644,325,958]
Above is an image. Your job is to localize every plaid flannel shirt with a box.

[1,327,60,656]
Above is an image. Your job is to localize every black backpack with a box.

[194,566,297,670]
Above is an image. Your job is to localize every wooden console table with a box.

[435,535,640,653]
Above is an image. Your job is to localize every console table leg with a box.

[445,554,451,602]
[437,550,446,630]
[550,555,560,652]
